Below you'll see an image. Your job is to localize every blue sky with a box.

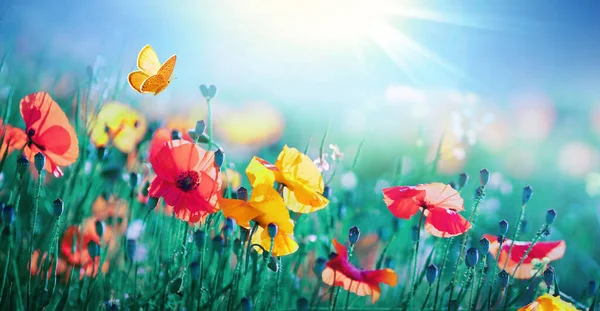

[2,0,600,113]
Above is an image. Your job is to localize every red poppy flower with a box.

[382,183,471,237]
[322,239,397,303]
[148,127,193,161]
[8,92,79,177]
[484,234,566,279]
[148,140,222,223]
[59,219,114,277]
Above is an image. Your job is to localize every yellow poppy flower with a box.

[220,184,299,256]
[517,294,578,311]
[246,145,329,213]
[89,102,147,154]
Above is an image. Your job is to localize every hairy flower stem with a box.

[254,237,275,309]
[406,210,426,310]
[206,99,213,150]
[343,248,355,311]
[469,268,477,310]
[420,286,433,310]
[473,256,487,309]
[27,171,42,310]
[197,220,211,309]
[504,204,527,269]
[447,188,485,307]
[433,237,454,311]
[488,240,505,309]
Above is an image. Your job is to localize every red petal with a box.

[382,186,424,219]
[421,182,464,211]
[424,207,471,238]
[150,140,199,183]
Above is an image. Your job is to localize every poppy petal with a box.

[252,226,299,257]
[283,184,329,213]
[424,207,472,238]
[420,182,464,211]
[220,199,264,228]
[382,186,424,219]
[150,140,199,183]
[246,156,279,187]
[275,145,325,192]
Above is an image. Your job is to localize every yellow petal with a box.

[283,186,329,213]
[250,185,294,233]
[275,145,325,192]
[252,226,299,257]
[220,198,264,229]
[246,156,280,187]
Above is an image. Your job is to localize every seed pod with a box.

[543,266,554,288]
[147,197,159,211]
[34,152,46,173]
[426,264,438,286]
[498,270,510,288]
[498,220,509,235]
[214,149,224,168]
[87,241,100,258]
[313,257,327,276]
[171,130,182,140]
[546,209,557,226]
[465,248,479,268]
[458,173,469,189]
[297,297,309,311]
[522,185,533,205]
[195,120,206,136]
[52,198,64,217]
[267,223,278,239]
[348,226,360,245]
[480,169,490,187]
[241,297,252,311]
[194,230,206,251]
[237,187,248,201]
[479,237,490,254]
[95,220,105,238]
[129,172,139,189]
[16,155,29,176]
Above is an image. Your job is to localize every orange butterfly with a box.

[127,45,176,96]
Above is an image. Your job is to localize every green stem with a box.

[407,210,426,309]
[254,237,275,309]
[27,171,43,309]
[207,99,213,150]
[433,237,454,311]
[488,237,505,310]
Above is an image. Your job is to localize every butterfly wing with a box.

[137,45,161,75]
[140,75,167,95]
[158,55,177,81]
[127,70,150,93]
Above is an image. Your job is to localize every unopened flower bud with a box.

[129,172,139,189]
[426,264,438,286]
[195,120,206,136]
[522,185,533,205]
[223,218,235,236]
[34,152,46,173]
[267,223,278,239]
[212,235,224,255]
[465,247,479,268]
[543,266,554,288]
[171,130,182,140]
[214,149,224,168]
[147,197,159,211]
[348,226,360,245]
[241,297,252,311]
[237,187,248,201]
[449,182,457,190]
[458,173,469,189]
[169,277,182,294]
[126,239,137,260]
[52,199,64,217]
[194,230,206,251]
[546,209,557,226]
[498,270,509,288]
[87,241,100,258]
[313,257,326,275]
[297,297,309,311]
[480,169,490,187]
[95,220,104,238]
[479,237,490,254]
[190,261,200,280]
[498,220,509,235]
[16,155,29,176]
[267,254,278,272]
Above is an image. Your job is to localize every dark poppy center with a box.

[26,128,46,151]
[27,128,36,138]
[176,171,200,192]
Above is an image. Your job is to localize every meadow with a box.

[0,28,599,311]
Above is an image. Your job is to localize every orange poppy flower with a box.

[91,195,129,235]
[517,293,577,311]
[246,145,329,213]
[322,239,397,303]
[29,250,68,280]
[221,184,299,256]
[7,92,79,177]
[59,219,114,277]
[88,102,147,154]
[148,140,222,223]
[382,183,471,237]
[484,234,566,279]
[148,127,193,161]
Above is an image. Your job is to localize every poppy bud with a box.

[543,266,554,288]
[479,237,490,254]
[498,270,509,288]
[129,172,139,189]
[97,147,106,160]
[237,187,248,201]
[194,230,206,251]
[266,254,278,272]
[223,218,235,236]
[297,297,309,311]
[147,197,159,211]
[52,198,64,217]
[384,257,395,269]
[126,239,137,260]
[313,257,326,275]
[16,155,29,177]
[545,209,557,226]
[449,182,457,190]
[588,281,597,296]
[426,264,438,286]
[34,152,45,173]
[212,235,224,255]
[171,130,182,140]
[190,261,200,280]
[241,297,252,311]
[348,226,360,245]
[240,227,250,242]
[87,241,100,258]
[95,220,105,238]
[522,185,533,205]
[214,149,224,168]
[195,120,206,136]
[2,205,14,225]
[465,247,479,268]
[498,220,509,235]
[458,173,469,189]
[267,223,278,239]
[411,225,419,241]
[480,169,490,187]
[169,277,182,294]
[323,186,332,199]
[141,181,150,197]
